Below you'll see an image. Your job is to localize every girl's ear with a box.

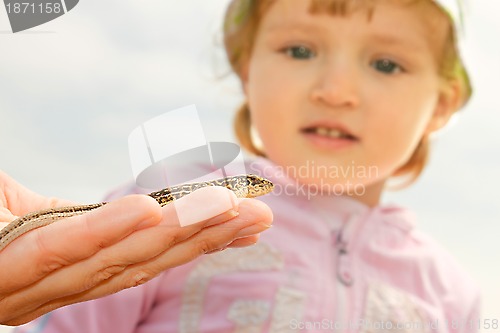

[425,80,462,134]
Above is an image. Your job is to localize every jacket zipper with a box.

[333,226,354,332]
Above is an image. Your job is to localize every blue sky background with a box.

[0,0,499,329]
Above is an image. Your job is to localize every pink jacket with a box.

[16,158,480,333]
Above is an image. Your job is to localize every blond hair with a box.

[223,0,472,186]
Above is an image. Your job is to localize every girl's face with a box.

[242,0,458,205]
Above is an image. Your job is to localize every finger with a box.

[0,208,239,318]
[82,198,272,291]
[0,194,162,294]
[9,199,272,324]
[0,187,242,318]
[171,185,238,227]
[0,209,240,326]
[138,198,272,266]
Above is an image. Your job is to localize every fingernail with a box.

[235,222,272,238]
[205,246,229,255]
[173,187,238,227]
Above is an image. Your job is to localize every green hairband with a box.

[224,0,252,34]
[435,0,466,35]
[225,0,466,34]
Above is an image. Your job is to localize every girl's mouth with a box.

[302,126,358,140]
[301,125,359,150]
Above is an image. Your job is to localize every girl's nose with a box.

[309,61,360,110]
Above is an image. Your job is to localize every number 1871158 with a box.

[6,2,62,14]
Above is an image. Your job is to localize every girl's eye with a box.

[372,59,403,74]
[282,46,315,60]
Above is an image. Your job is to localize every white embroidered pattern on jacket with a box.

[228,300,271,333]
[179,243,284,333]
[360,283,441,333]
[269,286,306,333]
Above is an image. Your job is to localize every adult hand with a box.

[0,171,272,325]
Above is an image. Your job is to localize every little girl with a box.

[17,0,480,332]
